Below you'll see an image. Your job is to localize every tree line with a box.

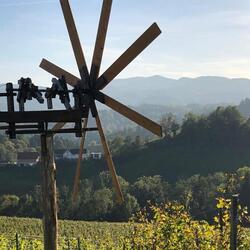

[0,166,249,222]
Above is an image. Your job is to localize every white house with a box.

[17,152,40,166]
[62,148,90,160]
[54,149,65,160]
[90,152,102,160]
[54,148,102,160]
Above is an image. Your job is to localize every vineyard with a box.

[0,216,130,249]
[1,198,250,249]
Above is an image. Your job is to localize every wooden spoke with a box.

[90,0,113,85]
[60,0,89,79]
[40,59,80,86]
[94,105,124,204]
[95,92,162,137]
[72,116,89,203]
[95,23,161,90]
[52,122,66,131]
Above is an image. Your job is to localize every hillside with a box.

[1,106,250,196]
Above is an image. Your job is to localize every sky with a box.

[0,0,250,87]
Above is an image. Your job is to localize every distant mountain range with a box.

[1,75,250,111]
[104,75,250,106]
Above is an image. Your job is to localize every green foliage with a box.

[160,113,180,139]
[1,167,250,223]
[127,198,250,250]
[131,175,170,207]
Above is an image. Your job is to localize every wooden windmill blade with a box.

[90,0,113,85]
[40,59,79,86]
[95,92,162,137]
[52,122,67,131]
[95,23,161,90]
[94,105,124,203]
[72,116,89,203]
[60,0,89,79]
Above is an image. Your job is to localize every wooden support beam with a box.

[94,105,124,204]
[40,134,58,250]
[0,110,87,123]
[230,194,239,250]
[72,116,89,203]
[6,83,16,139]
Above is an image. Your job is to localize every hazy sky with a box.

[0,0,250,86]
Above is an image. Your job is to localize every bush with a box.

[126,198,250,250]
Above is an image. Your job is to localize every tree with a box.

[0,195,19,216]
[160,113,180,139]
[208,106,244,146]
[131,175,170,207]
[110,193,140,221]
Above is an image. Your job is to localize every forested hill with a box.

[1,106,250,196]
[113,106,250,182]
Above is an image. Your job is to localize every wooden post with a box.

[67,239,70,250]
[15,233,19,250]
[77,237,81,250]
[6,82,16,139]
[41,134,58,250]
[230,194,239,250]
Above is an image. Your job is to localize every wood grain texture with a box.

[90,0,112,84]
[96,92,162,137]
[72,116,89,203]
[60,0,88,78]
[40,135,58,250]
[96,23,161,90]
[95,106,124,204]
[52,122,66,131]
[40,59,79,86]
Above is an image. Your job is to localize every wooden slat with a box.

[95,92,162,137]
[95,106,124,204]
[0,110,87,123]
[90,0,112,84]
[40,59,79,86]
[72,116,89,203]
[52,122,66,131]
[60,0,88,78]
[95,23,161,90]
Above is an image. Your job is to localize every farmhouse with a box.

[90,152,102,160]
[54,148,103,160]
[17,152,40,166]
[63,148,89,160]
